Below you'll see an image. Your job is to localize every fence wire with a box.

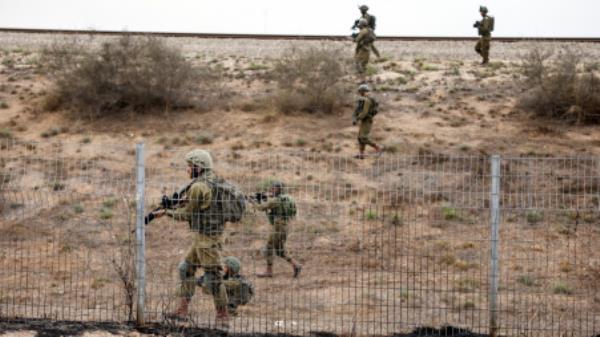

[1,139,599,337]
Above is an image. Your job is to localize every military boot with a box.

[215,308,230,329]
[256,265,273,278]
[166,297,190,321]
[291,260,302,278]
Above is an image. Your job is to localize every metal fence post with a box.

[135,143,146,325]
[489,155,501,337]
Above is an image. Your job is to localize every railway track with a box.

[1,27,599,43]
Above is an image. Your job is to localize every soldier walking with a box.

[151,150,230,327]
[352,84,382,159]
[254,181,302,278]
[474,6,494,65]
[354,19,376,75]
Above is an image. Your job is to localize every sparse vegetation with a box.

[195,131,214,145]
[0,128,13,139]
[526,210,543,224]
[517,275,537,287]
[552,281,573,295]
[0,100,9,109]
[271,46,349,114]
[43,35,221,118]
[519,47,600,124]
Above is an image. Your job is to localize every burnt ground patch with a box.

[0,319,490,337]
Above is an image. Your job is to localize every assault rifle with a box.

[473,21,481,28]
[247,192,268,205]
[144,181,194,225]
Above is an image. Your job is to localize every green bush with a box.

[43,35,220,118]
[271,47,350,114]
[519,47,600,124]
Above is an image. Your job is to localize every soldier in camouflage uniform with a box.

[353,5,380,58]
[254,181,302,278]
[354,19,376,75]
[152,149,229,326]
[352,84,382,159]
[474,6,494,65]
[198,256,254,315]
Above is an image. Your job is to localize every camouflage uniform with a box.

[354,24,375,74]
[199,257,254,315]
[475,7,493,64]
[166,150,229,318]
[255,195,295,266]
[255,183,301,278]
[352,89,380,155]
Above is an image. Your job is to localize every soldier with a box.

[151,149,230,327]
[254,180,302,278]
[354,19,376,75]
[352,5,376,31]
[352,5,380,58]
[352,84,382,159]
[198,256,254,316]
[474,6,494,65]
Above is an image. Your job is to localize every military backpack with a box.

[238,276,255,305]
[369,97,379,117]
[201,178,246,228]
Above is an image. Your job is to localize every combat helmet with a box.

[223,256,241,274]
[359,5,369,12]
[271,180,285,195]
[358,83,371,93]
[184,149,213,170]
[479,6,488,13]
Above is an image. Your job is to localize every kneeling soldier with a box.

[198,256,254,315]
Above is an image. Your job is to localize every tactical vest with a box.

[268,194,297,225]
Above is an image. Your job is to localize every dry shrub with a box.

[43,35,221,118]
[519,47,600,124]
[271,46,350,114]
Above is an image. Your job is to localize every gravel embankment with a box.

[1,32,600,60]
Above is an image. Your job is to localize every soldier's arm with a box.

[253,198,278,212]
[166,182,211,221]
[357,98,373,120]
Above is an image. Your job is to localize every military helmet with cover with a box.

[223,256,241,274]
[358,83,371,93]
[184,149,213,170]
[479,6,488,13]
[270,180,285,195]
[357,18,369,28]
[359,5,369,11]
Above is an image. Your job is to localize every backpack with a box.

[278,194,297,220]
[238,276,254,305]
[369,97,379,117]
[488,16,495,32]
[208,178,246,224]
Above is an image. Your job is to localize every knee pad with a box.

[178,261,195,280]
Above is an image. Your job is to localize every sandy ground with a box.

[1,32,600,337]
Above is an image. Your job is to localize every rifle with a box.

[473,21,481,28]
[247,192,268,205]
[144,181,194,225]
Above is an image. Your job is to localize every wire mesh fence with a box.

[1,139,599,336]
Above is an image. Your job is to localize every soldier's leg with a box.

[169,241,201,318]
[257,230,276,277]
[482,38,490,64]
[223,279,241,315]
[193,234,228,314]
[475,40,482,56]
[273,224,302,277]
